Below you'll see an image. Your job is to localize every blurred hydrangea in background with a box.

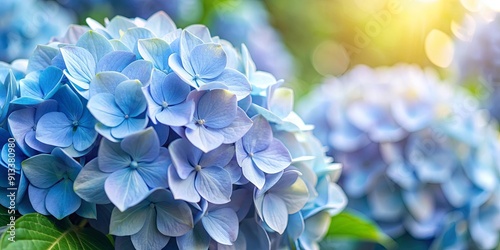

[299,64,500,249]
[0,0,74,62]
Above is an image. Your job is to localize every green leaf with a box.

[0,213,113,250]
[323,210,396,249]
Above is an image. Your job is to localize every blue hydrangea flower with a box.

[22,147,94,219]
[10,66,63,106]
[75,128,170,211]
[169,30,252,100]
[235,115,292,189]
[254,169,309,234]
[109,188,193,250]
[168,138,234,204]
[35,85,97,156]
[183,89,252,152]
[300,64,500,248]
[8,100,57,156]
[144,69,194,126]
[88,78,148,141]
[9,10,348,250]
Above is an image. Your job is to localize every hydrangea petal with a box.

[197,90,236,129]
[195,166,232,204]
[96,51,136,73]
[110,202,149,236]
[74,159,111,204]
[167,167,200,203]
[36,112,73,148]
[60,46,95,89]
[176,223,210,250]
[89,71,129,96]
[146,11,176,37]
[45,179,81,219]
[115,80,147,117]
[130,207,171,250]
[201,208,239,245]
[98,139,130,173]
[121,60,153,86]
[28,185,49,215]
[110,117,148,139]
[156,198,193,236]
[252,139,291,174]
[76,31,114,62]
[105,168,150,211]
[138,38,172,71]
[185,125,225,153]
[262,194,288,234]
[87,93,125,127]
[22,154,62,188]
[190,44,226,79]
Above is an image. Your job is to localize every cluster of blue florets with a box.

[0,11,346,250]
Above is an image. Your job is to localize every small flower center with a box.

[195,165,202,172]
[124,114,130,119]
[130,161,139,169]
[32,125,36,131]
[193,74,201,81]
[196,119,206,126]
[248,152,254,158]
[162,101,168,109]
[149,203,155,209]
[72,120,79,127]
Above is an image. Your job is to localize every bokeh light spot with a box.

[425,29,454,68]
[312,41,350,76]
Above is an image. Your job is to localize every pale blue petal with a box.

[106,16,136,38]
[180,30,203,73]
[185,25,212,43]
[27,45,59,72]
[146,11,176,37]
[76,31,114,62]
[121,60,153,86]
[45,179,81,219]
[137,150,170,189]
[120,127,159,162]
[185,125,225,153]
[272,175,309,214]
[197,89,236,129]
[36,112,73,148]
[252,139,291,174]
[202,208,239,245]
[110,117,148,139]
[98,139,130,173]
[242,115,272,153]
[89,71,128,97]
[25,130,53,154]
[60,46,95,87]
[402,188,434,222]
[268,87,294,119]
[199,144,234,168]
[195,166,232,204]
[76,200,97,219]
[8,108,37,155]
[150,70,191,106]
[96,51,136,73]
[190,44,226,79]
[239,219,270,250]
[109,203,149,236]
[240,155,265,189]
[169,53,197,88]
[263,194,288,234]
[167,166,200,203]
[131,207,171,250]
[156,101,194,126]
[218,108,253,144]
[138,38,171,71]
[211,69,251,100]
[169,138,200,179]
[87,93,125,127]
[287,212,305,240]
[115,80,147,117]
[120,27,154,54]
[105,168,150,211]
[74,159,111,204]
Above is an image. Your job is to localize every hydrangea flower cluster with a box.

[454,14,500,121]
[299,64,500,249]
[0,11,347,250]
[0,0,74,62]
